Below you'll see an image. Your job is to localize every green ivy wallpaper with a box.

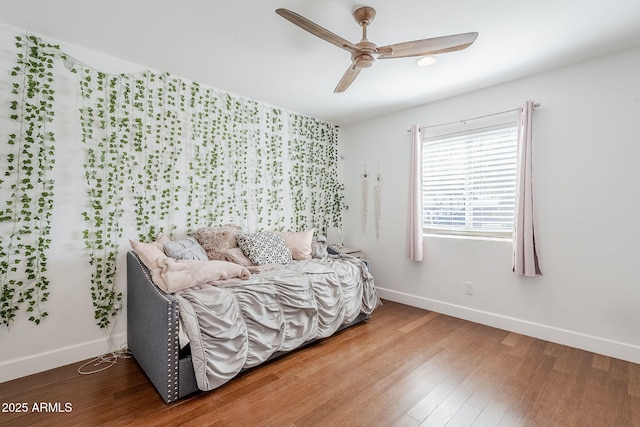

[1,33,345,330]
[0,35,58,327]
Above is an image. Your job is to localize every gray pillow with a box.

[163,236,208,261]
[311,235,328,258]
[236,232,292,265]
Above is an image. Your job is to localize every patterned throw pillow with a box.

[236,232,293,266]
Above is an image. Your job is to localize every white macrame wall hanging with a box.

[361,164,368,231]
[374,169,383,240]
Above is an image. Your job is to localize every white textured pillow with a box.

[236,232,292,265]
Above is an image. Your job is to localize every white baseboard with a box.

[377,287,640,365]
[0,332,127,383]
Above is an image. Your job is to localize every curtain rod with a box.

[407,102,541,133]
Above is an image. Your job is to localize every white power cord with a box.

[77,345,131,375]
[77,329,131,375]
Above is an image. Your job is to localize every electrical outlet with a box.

[464,282,474,295]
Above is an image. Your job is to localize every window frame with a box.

[421,122,518,239]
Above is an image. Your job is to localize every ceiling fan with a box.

[276,6,478,93]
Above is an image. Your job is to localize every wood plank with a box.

[448,403,482,426]
[472,397,510,427]
[420,384,475,426]
[592,353,611,371]
[398,310,440,333]
[629,362,640,397]
[631,396,640,427]
[500,332,521,347]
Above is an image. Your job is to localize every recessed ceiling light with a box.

[416,56,436,67]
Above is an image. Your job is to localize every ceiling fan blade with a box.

[334,62,362,93]
[276,8,359,54]
[377,32,478,59]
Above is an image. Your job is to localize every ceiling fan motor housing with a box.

[354,54,374,68]
[353,40,377,68]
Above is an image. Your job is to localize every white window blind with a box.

[422,123,518,237]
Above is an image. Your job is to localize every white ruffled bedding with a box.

[175,255,380,391]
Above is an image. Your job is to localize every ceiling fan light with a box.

[416,56,436,67]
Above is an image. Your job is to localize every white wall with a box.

[342,45,640,363]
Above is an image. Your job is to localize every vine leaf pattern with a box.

[0,35,57,327]
[2,32,345,330]
[78,69,344,329]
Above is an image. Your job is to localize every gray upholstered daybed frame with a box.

[126,251,370,403]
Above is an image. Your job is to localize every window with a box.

[422,123,518,238]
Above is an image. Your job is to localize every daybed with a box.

[127,226,380,403]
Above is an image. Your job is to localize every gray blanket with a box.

[176,255,380,391]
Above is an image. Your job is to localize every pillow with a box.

[130,239,167,271]
[311,235,329,259]
[154,232,172,247]
[163,236,208,261]
[220,247,255,267]
[193,224,242,260]
[278,228,314,260]
[156,257,251,293]
[236,232,292,266]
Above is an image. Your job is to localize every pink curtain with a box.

[512,101,541,276]
[407,125,424,261]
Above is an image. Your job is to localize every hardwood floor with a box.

[1,300,638,426]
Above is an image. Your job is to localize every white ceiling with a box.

[1,0,640,125]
